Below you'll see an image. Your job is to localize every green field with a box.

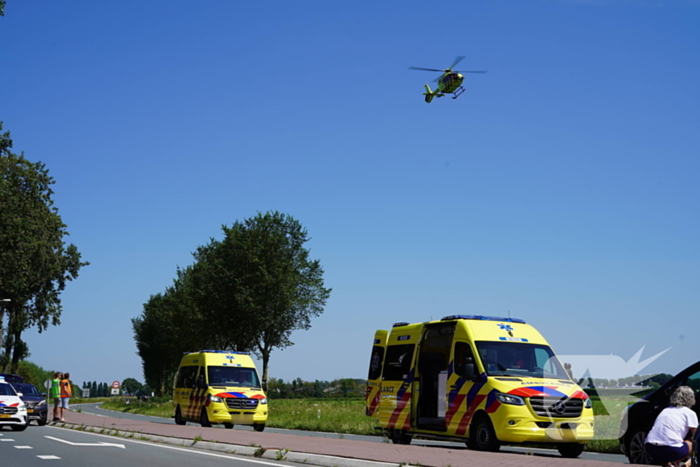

[99,397,627,453]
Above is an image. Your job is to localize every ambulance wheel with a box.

[468,415,500,452]
[199,408,212,428]
[175,406,186,425]
[223,423,234,429]
[390,429,413,445]
[557,443,584,458]
[253,423,265,432]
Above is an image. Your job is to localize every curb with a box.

[49,421,399,467]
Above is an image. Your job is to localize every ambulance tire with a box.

[175,406,186,425]
[557,443,584,458]
[390,429,413,445]
[200,408,212,428]
[253,424,265,432]
[468,415,500,452]
[224,423,234,429]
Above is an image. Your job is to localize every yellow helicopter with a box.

[409,56,487,103]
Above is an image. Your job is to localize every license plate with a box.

[559,423,577,429]
[0,414,10,418]
[27,409,34,413]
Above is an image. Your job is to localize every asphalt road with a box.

[76,403,629,464]
[0,423,305,467]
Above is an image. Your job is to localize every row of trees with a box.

[132,211,331,396]
[0,124,88,373]
[266,378,365,399]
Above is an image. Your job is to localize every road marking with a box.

[1,438,15,442]
[45,436,125,449]
[37,455,61,459]
[14,446,33,449]
[54,429,298,466]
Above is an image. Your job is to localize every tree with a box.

[0,1,5,16]
[202,211,331,381]
[132,211,330,391]
[0,123,88,372]
[121,377,143,396]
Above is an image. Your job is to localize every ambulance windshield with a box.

[207,366,260,388]
[475,341,569,379]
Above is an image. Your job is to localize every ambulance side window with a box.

[176,366,199,388]
[454,342,475,379]
[382,344,415,381]
[368,346,385,380]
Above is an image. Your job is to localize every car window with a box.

[0,384,17,396]
[686,370,700,393]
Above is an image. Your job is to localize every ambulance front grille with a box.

[226,398,259,410]
[529,397,583,418]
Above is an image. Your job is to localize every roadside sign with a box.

[110,387,120,396]
[82,387,90,398]
[111,381,120,389]
[44,379,52,390]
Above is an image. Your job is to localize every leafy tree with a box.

[16,360,51,387]
[197,211,331,381]
[91,381,97,397]
[121,377,143,396]
[132,211,330,391]
[0,1,5,16]
[0,123,88,372]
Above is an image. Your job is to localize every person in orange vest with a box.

[59,372,72,422]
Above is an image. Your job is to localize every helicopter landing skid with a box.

[452,86,465,99]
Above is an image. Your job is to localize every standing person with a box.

[59,372,72,422]
[645,386,698,467]
[50,372,62,422]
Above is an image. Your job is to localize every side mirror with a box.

[262,379,268,393]
[195,376,208,390]
[460,363,476,381]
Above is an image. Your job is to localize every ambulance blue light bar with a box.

[441,315,526,324]
[183,350,251,355]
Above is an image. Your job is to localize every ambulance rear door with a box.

[366,330,388,417]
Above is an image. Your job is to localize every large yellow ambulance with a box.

[173,350,268,431]
[366,315,594,458]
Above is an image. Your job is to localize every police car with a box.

[0,375,28,431]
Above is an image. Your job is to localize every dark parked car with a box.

[619,361,700,464]
[0,374,48,426]
[10,382,48,426]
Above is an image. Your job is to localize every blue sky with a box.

[2,0,698,386]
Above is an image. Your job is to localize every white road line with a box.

[50,428,297,466]
[1,438,15,442]
[45,436,125,448]
[14,445,33,449]
[37,455,61,459]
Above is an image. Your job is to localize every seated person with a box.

[645,386,698,467]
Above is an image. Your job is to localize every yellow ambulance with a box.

[173,350,268,431]
[365,315,594,458]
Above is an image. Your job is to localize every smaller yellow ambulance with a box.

[173,350,268,431]
[366,315,594,458]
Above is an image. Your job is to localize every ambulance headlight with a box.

[209,396,223,403]
[495,392,525,406]
[260,398,267,405]
[584,397,592,409]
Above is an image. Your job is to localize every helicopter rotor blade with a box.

[448,55,466,70]
[408,66,445,72]
[454,70,488,73]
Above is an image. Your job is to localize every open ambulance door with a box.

[366,329,388,417]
